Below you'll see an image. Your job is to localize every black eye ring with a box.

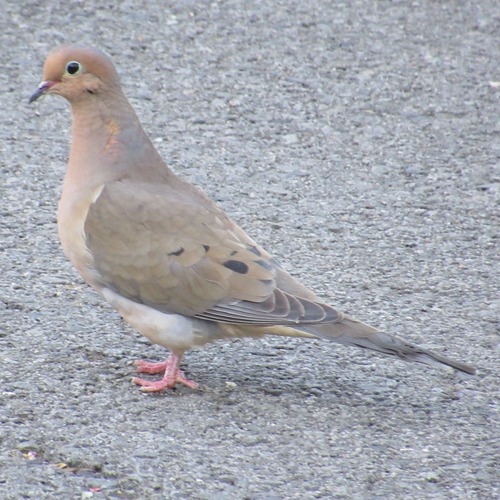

[65,61,82,76]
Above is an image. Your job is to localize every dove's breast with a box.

[57,184,105,290]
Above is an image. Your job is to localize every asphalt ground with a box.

[1,1,498,498]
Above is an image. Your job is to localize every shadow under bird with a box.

[30,46,475,392]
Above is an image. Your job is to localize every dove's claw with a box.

[133,354,198,391]
[133,374,198,392]
[133,359,169,374]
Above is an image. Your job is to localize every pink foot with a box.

[134,359,168,374]
[132,353,198,392]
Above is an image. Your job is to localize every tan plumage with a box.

[30,46,475,392]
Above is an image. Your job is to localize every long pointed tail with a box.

[297,317,476,375]
[342,330,476,374]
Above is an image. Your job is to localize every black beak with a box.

[29,81,55,104]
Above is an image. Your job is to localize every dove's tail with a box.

[293,317,476,375]
[231,313,476,375]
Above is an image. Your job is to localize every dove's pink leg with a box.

[133,353,198,392]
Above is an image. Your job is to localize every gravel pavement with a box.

[1,1,498,498]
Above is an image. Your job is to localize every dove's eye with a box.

[65,61,82,76]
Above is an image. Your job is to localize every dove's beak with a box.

[29,80,57,103]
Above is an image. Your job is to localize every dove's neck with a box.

[65,91,174,193]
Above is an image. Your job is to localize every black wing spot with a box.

[259,279,274,285]
[256,259,274,271]
[168,247,185,257]
[223,259,249,274]
[203,245,210,252]
[248,245,262,257]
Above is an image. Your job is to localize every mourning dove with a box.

[30,46,475,392]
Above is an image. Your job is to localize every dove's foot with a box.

[133,373,198,392]
[132,354,198,392]
[134,359,168,374]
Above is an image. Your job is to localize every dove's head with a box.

[30,46,121,104]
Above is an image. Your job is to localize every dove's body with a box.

[31,46,475,391]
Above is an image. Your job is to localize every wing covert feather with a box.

[85,180,343,326]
